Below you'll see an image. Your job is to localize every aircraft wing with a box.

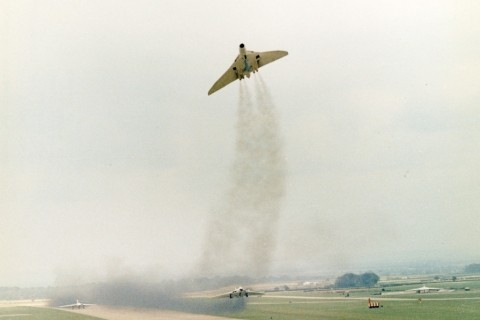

[256,50,288,68]
[208,62,238,96]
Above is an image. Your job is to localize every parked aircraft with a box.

[208,43,288,95]
[409,285,442,293]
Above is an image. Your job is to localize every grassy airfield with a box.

[0,306,103,320]
[3,297,480,320]
[217,279,480,320]
[1,278,479,320]
[223,298,480,320]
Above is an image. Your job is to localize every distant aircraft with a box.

[208,43,288,95]
[58,299,95,309]
[215,287,264,299]
[408,285,442,293]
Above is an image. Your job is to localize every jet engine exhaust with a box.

[200,77,286,278]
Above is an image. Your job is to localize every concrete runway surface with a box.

[63,305,237,320]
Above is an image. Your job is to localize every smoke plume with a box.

[48,82,285,313]
[50,278,245,314]
[200,77,286,278]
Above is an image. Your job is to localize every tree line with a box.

[465,263,480,273]
[334,272,379,288]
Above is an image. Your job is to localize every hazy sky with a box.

[2,0,480,287]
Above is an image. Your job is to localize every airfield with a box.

[0,304,232,320]
[2,276,480,320]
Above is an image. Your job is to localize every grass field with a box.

[3,299,480,320]
[2,278,479,320]
[222,298,480,320]
[215,279,480,320]
[0,306,103,320]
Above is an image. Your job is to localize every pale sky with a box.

[2,0,480,287]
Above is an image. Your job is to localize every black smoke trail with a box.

[200,78,286,278]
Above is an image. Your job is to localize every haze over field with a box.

[2,0,480,287]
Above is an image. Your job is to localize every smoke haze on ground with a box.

[50,278,245,314]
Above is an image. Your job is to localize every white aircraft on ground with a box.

[215,287,264,299]
[208,43,288,95]
[58,299,95,309]
[408,285,442,293]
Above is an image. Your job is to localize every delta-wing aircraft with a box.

[208,43,288,95]
[58,299,95,309]
[215,287,264,299]
[408,285,442,293]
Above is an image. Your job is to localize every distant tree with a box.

[434,275,440,280]
[452,276,457,281]
[361,272,380,287]
[465,264,480,273]
[335,273,361,288]
[335,272,379,288]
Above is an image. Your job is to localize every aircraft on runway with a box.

[215,287,264,299]
[58,299,95,309]
[208,43,288,95]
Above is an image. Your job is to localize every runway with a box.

[62,305,237,320]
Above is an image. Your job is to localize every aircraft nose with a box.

[239,43,245,48]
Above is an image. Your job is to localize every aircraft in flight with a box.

[58,299,95,309]
[208,43,288,95]
[215,287,264,299]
